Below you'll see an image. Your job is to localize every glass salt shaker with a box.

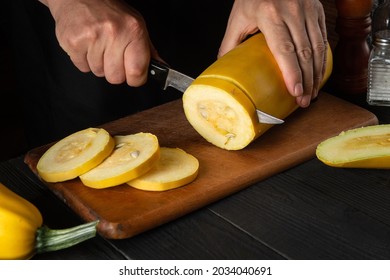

[367,30,390,106]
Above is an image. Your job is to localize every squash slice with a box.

[316,124,390,168]
[127,147,199,191]
[37,128,115,182]
[183,33,333,150]
[79,132,160,188]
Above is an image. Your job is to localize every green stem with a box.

[35,220,99,254]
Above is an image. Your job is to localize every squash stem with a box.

[35,220,99,254]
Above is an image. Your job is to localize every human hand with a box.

[41,0,159,86]
[219,0,328,108]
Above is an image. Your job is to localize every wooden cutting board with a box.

[24,93,378,239]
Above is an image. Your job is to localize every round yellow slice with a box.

[79,132,160,188]
[127,147,199,191]
[37,128,115,182]
[316,124,390,168]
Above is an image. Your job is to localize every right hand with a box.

[41,0,159,86]
[218,0,328,108]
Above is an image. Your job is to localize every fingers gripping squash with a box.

[316,124,390,168]
[37,128,115,182]
[127,147,199,191]
[183,33,333,150]
[79,132,160,188]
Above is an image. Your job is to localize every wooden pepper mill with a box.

[331,0,373,95]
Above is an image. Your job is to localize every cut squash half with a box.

[127,147,199,191]
[183,33,333,150]
[79,132,160,188]
[37,128,115,182]
[316,124,390,168]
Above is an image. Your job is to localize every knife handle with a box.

[149,59,169,90]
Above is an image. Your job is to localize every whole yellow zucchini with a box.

[0,182,98,259]
[183,33,333,150]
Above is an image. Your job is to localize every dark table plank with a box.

[111,209,285,260]
[208,159,390,259]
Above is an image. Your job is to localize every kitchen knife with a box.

[149,59,284,125]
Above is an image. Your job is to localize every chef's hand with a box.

[219,0,328,108]
[39,0,159,86]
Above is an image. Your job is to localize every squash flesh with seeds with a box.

[79,133,160,188]
[183,78,258,150]
[183,33,333,150]
[316,124,390,168]
[37,128,115,182]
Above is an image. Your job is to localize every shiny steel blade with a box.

[166,69,194,93]
[256,110,284,124]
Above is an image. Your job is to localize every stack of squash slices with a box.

[36,128,199,191]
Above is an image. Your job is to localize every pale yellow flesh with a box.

[79,132,160,188]
[127,147,199,191]
[183,78,259,150]
[316,124,390,168]
[37,128,115,182]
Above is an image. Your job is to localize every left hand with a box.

[219,0,328,108]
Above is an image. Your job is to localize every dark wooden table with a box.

[2,93,390,260]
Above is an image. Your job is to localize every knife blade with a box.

[149,59,284,125]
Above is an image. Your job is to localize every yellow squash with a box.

[79,133,160,188]
[0,182,98,259]
[316,124,390,168]
[127,147,199,191]
[37,128,115,182]
[183,33,333,150]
